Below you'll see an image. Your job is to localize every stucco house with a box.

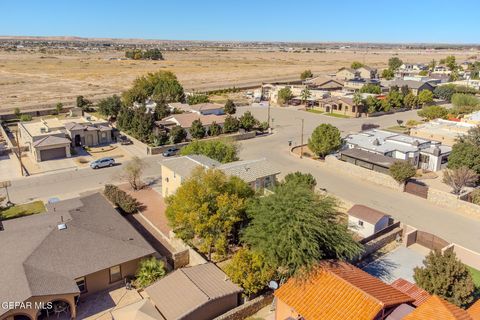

[18,116,112,162]
[160,155,280,197]
[344,129,451,172]
[0,193,156,320]
[388,79,435,96]
[305,77,344,91]
[410,119,475,146]
[168,102,225,115]
[145,263,242,320]
[315,96,366,117]
[347,204,390,238]
[357,65,378,79]
[336,67,360,80]
[155,113,227,138]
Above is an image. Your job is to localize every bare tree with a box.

[443,167,478,195]
[122,156,145,191]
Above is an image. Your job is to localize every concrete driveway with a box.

[363,246,427,284]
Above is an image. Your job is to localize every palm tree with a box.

[353,92,364,114]
[135,257,166,288]
[301,88,311,107]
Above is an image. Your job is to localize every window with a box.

[358,220,364,227]
[109,265,122,283]
[75,277,87,293]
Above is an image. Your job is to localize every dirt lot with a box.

[0,48,476,111]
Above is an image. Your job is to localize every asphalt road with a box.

[5,105,480,251]
[236,106,480,252]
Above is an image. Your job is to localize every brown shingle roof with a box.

[32,135,70,147]
[163,113,226,128]
[404,295,475,320]
[274,261,413,320]
[390,278,431,307]
[347,205,389,225]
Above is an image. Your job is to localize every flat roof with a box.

[341,148,399,168]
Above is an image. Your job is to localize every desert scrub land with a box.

[0,48,475,112]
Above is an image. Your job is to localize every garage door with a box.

[40,147,66,161]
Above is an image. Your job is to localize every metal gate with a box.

[416,231,449,250]
[404,180,429,199]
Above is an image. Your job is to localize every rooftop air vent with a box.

[57,223,67,230]
[412,140,420,146]
[372,138,380,146]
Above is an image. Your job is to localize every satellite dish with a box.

[268,280,279,290]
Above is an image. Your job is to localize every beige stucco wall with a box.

[161,165,183,197]
[275,298,301,320]
[182,293,239,320]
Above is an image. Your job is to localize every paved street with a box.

[4,105,480,252]
[237,106,480,252]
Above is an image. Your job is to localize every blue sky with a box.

[1,0,479,44]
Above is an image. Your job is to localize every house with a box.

[156,113,227,138]
[145,263,242,320]
[403,295,480,320]
[305,77,344,91]
[134,98,157,113]
[336,67,360,80]
[410,119,475,146]
[357,65,378,79]
[340,148,402,174]
[390,278,431,307]
[433,65,451,75]
[274,260,414,320]
[160,155,280,197]
[344,78,382,91]
[0,193,156,320]
[388,79,435,95]
[347,204,390,238]
[399,63,428,72]
[17,115,112,162]
[344,129,451,171]
[167,102,225,115]
[315,96,366,117]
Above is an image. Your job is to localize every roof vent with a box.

[412,140,420,146]
[372,138,380,146]
[57,223,67,230]
[433,146,441,156]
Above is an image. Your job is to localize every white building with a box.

[344,129,451,172]
[347,205,390,238]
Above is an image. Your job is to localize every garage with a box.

[40,147,67,161]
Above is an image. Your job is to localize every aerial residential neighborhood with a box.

[2,1,480,320]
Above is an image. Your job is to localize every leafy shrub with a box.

[20,114,32,122]
[389,161,416,183]
[104,184,139,214]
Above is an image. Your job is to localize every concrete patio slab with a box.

[363,246,428,284]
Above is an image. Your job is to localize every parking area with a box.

[363,245,429,284]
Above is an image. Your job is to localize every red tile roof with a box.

[404,295,474,320]
[390,278,431,307]
[274,261,413,320]
[468,299,480,320]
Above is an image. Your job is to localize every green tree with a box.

[300,69,313,80]
[381,68,395,80]
[434,84,457,101]
[284,172,317,190]
[208,121,222,136]
[308,124,342,158]
[122,71,184,106]
[166,168,254,259]
[56,102,63,115]
[14,107,21,119]
[180,139,238,163]
[190,119,206,139]
[350,61,364,69]
[241,182,361,278]
[135,257,166,288]
[386,90,404,109]
[154,103,170,120]
[97,95,122,118]
[418,70,429,76]
[187,93,210,105]
[414,248,474,307]
[277,87,293,105]
[451,93,480,108]
[223,115,240,133]
[389,161,416,183]
[417,105,448,120]
[417,90,434,106]
[20,114,32,122]
[224,248,275,297]
[403,93,418,109]
[239,111,258,131]
[353,92,363,109]
[365,96,382,113]
[359,84,381,94]
[388,57,403,71]
[169,125,187,144]
[224,99,236,115]
[458,125,480,146]
[445,55,457,71]
[300,88,311,105]
[76,95,91,110]
[447,142,480,174]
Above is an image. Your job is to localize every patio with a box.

[362,245,429,284]
[57,284,143,320]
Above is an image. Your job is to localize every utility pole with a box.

[267,102,271,128]
[300,118,304,159]
[15,129,23,176]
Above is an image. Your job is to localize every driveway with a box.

[363,245,427,284]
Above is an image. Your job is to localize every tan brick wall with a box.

[427,188,480,219]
